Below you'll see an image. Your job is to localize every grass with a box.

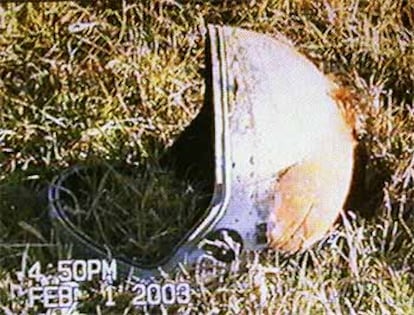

[0,0,413,314]
[51,162,211,265]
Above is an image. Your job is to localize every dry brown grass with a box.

[0,0,413,314]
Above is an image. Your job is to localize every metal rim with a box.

[47,24,232,278]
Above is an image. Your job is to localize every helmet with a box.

[49,24,355,279]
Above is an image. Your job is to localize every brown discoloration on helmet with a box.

[330,85,360,135]
[267,84,358,253]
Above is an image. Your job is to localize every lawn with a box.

[0,0,413,314]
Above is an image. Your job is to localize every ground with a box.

[0,0,413,314]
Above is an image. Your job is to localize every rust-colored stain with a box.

[267,87,357,253]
